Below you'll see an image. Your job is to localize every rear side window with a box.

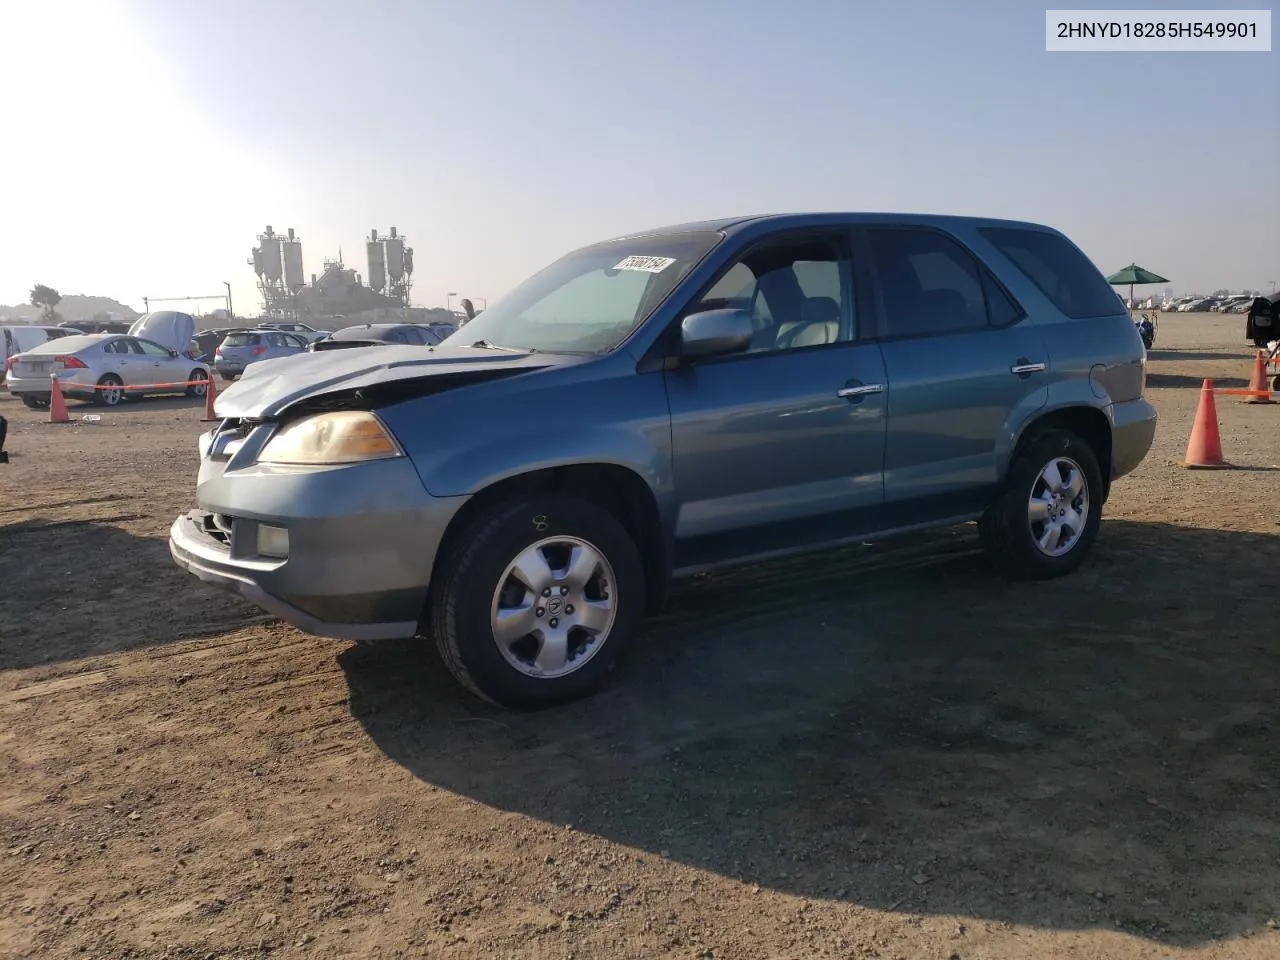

[980,227,1123,319]
[223,333,260,347]
[867,228,990,337]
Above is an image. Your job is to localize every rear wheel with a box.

[94,374,124,407]
[186,370,208,398]
[979,428,1104,580]
[219,372,236,382]
[21,395,50,410]
[428,494,645,710]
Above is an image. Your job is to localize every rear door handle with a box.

[837,382,884,400]
[1010,360,1046,376]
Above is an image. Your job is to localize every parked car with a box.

[169,212,1157,710]
[60,319,132,335]
[308,323,448,351]
[6,311,209,408]
[256,321,328,343]
[2,325,83,382]
[1245,296,1278,349]
[213,329,310,380]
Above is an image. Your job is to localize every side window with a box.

[120,338,145,355]
[979,227,1124,319]
[136,340,170,356]
[284,334,305,348]
[867,228,990,338]
[983,272,1025,327]
[266,332,287,347]
[688,235,853,353]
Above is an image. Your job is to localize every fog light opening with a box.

[256,524,290,559]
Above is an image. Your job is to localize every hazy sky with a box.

[2,0,1276,315]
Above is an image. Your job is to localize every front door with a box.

[861,225,1049,520]
[663,230,888,571]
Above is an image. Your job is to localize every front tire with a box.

[21,395,50,410]
[979,428,1104,580]
[186,370,208,398]
[428,494,645,710]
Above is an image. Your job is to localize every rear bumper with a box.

[169,454,469,641]
[1111,396,1157,480]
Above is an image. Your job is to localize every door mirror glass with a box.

[680,309,753,359]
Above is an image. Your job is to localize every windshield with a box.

[440,230,723,354]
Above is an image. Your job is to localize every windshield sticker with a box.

[613,255,677,274]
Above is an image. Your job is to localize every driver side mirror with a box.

[679,309,753,360]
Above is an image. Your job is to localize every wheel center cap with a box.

[546,596,564,617]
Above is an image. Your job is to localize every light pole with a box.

[142,297,149,313]
[1271,280,1276,296]
[224,281,233,319]
[446,292,457,313]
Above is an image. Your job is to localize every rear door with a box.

[861,224,1048,519]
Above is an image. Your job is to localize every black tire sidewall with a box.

[987,428,1104,579]
[432,494,646,709]
[96,375,122,407]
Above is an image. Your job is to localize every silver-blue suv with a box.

[170,213,1157,709]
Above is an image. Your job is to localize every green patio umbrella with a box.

[1106,263,1170,308]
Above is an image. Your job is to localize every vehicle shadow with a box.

[341,520,1279,947]
[1146,349,1251,362]
[0,518,258,670]
[1144,372,1248,390]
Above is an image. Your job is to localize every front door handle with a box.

[1010,360,1047,376]
[837,382,884,400]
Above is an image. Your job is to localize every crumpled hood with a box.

[213,343,561,418]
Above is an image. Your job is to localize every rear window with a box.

[222,333,260,347]
[980,227,1123,319]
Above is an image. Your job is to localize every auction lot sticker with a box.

[613,255,677,273]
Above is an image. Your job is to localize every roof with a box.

[601,212,1062,244]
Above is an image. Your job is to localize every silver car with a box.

[6,332,210,408]
[213,329,310,380]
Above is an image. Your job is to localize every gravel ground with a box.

[1,312,1277,960]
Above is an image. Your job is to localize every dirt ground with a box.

[1,312,1277,960]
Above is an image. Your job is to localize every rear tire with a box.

[428,494,645,710]
[94,374,124,407]
[979,428,1104,580]
[21,395,50,410]
[186,370,208,398]
[219,373,236,382]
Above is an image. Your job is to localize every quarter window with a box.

[979,227,1123,319]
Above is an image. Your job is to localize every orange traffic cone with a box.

[1184,379,1227,469]
[1243,350,1274,404]
[202,371,219,421]
[48,376,70,424]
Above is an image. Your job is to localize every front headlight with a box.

[257,411,403,465]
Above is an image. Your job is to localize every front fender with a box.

[377,365,675,513]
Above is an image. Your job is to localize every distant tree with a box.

[29,284,62,322]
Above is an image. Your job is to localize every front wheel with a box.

[979,428,1104,580]
[21,395,50,410]
[428,494,646,709]
[186,370,208,398]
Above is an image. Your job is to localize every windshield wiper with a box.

[470,339,534,353]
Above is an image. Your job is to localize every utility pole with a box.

[224,281,233,319]
[143,297,149,312]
